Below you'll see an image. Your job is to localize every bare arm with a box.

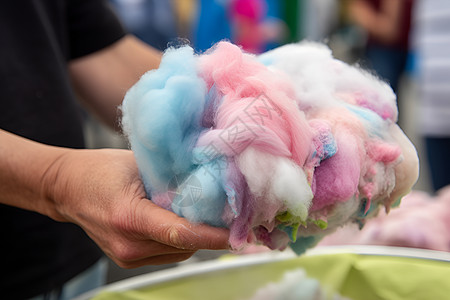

[69,35,162,131]
[0,129,66,217]
[0,129,229,267]
[349,0,404,44]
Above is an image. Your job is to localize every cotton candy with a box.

[121,41,419,253]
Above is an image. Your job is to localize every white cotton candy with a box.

[238,147,313,222]
[272,157,313,221]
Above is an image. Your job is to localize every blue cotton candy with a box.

[121,46,207,197]
[172,162,227,227]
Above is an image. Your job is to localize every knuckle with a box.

[109,210,131,231]
[109,210,140,237]
[110,241,139,263]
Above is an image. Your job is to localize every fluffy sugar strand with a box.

[122,41,419,253]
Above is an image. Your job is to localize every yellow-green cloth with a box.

[92,253,449,300]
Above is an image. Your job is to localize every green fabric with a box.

[92,253,449,300]
[283,0,301,42]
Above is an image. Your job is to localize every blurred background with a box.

[82,0,449,284]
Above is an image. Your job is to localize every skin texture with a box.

[0,35,230,268]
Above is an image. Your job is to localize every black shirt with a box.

[0,1,125,298]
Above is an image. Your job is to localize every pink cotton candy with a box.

[311,131,360,212]
[305,107,365,212]
[198,42,312,166]
[196,42,315,249]
[319,187,450,252]
[367,141,402,164]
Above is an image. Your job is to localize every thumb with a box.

[139,200,230,250]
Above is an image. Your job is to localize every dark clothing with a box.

[361,0,414,123]
[365,44,408,94]
[425,137,450,192]
[0,1,125,298]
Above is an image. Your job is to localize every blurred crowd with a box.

[109,0,339,53]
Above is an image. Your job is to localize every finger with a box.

[105,237,197,264]
[138,200,230,250]
[114,252,196,269]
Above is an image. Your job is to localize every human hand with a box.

[44,149,230,268]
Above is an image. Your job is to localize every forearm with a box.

[69,35,162,131]
[0,129,69,220]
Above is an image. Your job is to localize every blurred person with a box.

[172,0,198,39]
[230,0,286,53]
[193,0,232,52]
[193,0,285,54]
[413,0,450,192]
[0,1,229,299]
[348,0,414,96]
[302,0,339,42]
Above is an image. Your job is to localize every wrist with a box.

[0,130,72,221]
[39,148,73,222]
